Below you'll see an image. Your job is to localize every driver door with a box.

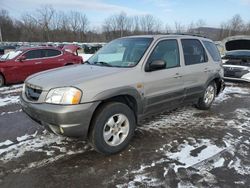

[142,39,185,115]
[15,49,43,81]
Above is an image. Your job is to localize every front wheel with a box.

[0,74,4,87]
[196,82,216,110]
[89,102,136,154]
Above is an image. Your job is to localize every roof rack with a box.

[167,33,208,38]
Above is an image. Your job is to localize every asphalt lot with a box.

[0,82,250,188]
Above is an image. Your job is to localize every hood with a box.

[26,64,128,91]
[223,36,250,51]
[62,45,80,54]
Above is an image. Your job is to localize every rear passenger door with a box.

[143,39,185,115]
[180,39,210,102]
[40,49,63,71]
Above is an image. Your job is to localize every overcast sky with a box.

[1,0,250,28]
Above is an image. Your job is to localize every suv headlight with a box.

[45,87,82,105]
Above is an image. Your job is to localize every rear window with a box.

[203,41,221,62]
[43,49,61,57]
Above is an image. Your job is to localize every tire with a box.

[89,102,136,154]
[0,74,4,87]
[196,82,217,110]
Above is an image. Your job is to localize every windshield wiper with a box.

[93,61,113,67]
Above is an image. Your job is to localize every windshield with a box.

[225,59,250,67]
[87,37,153,67]
[0,50,23,60]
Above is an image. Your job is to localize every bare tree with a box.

[165,24,172,34]
[21,13,41,41]
[69,11,81,41]
[2,6,250,43]
[102,15,118,40]
[140,14,155,34]
[174,22,185,33]
[79,13,89,41]
[115,12,128,37]
[229,14,244,36]
[0,9,21,41]
[219,14,245,39]
[245,21,250,35]
[132,16,140,34]
[36,5,55,41]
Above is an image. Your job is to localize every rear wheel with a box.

[0,74,4,87]
[89,102,136,154]
[196,82,216,110]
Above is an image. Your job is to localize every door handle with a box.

[204,68,209,72]
[174,73,182,78]
[35,62,42,64]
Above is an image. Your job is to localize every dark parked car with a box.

[0,45,83,86]
[222,36,250,82]
[0,45,16,56]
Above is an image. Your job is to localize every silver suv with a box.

[21,35,225,154]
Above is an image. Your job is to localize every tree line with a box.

[0,5,250,42]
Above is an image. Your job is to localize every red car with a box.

[0,45,83,87]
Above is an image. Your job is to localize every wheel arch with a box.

[64,63,73,66]
[205,74,224,95]
[0,71,6,86]
[87,88,143,138]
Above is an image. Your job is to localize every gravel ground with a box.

[0,82,250,188]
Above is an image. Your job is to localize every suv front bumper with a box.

[20,96,99,139]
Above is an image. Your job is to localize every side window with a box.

[25,50,43,60]
[202,41,221,62]
[181,39,208,65]
[44,49,62,57]
[148,39,180,69]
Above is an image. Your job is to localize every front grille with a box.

[25,84,42,101]
[224,67,249,78]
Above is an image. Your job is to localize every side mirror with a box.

[146,60,166,72]
[17,55,26,62]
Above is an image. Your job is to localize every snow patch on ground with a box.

[213,158,225,168]
[215,85,250,103]
[0,84,22,107]
[229,157,250,175]
[16,131,38,142]
[0,95,20,107]
[0,109,22,116]
[225,108,250,133]
[1,87,23,95]
[116,172,161,188]
[0,84,23,92]
[165,139,225,172]
[0,140,13,147]
[0,131,87,162]
[140,107,223,131]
